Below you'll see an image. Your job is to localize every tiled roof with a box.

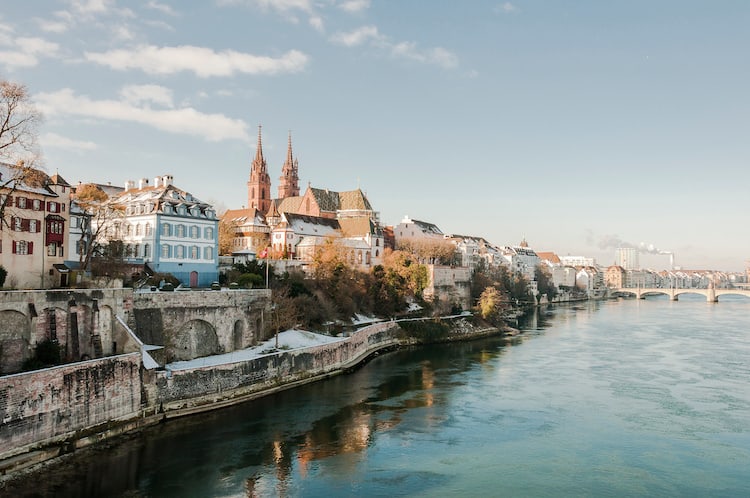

[338,189,372,211]
[310,188,340,212]
[276,196,304,214]
[0,161,58,196]
[339,216,374,237]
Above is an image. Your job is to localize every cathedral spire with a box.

[247,124,271,212]
[278,130,300,199]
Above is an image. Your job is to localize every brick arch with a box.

[0,310,31,374]
[172,319,220,362]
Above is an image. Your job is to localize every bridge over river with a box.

[612,287,750,302]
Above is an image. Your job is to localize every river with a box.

[4,295,750,497]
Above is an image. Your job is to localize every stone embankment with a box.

[0,315,511,480]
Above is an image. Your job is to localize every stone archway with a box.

[172,319,220,361]
[0,310,31,374]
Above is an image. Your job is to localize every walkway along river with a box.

[3,295,749,496]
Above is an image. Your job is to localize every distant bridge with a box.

[612,287,750,302]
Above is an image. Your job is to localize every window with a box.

[13,240,32,255]
[204,247,213,260]
[77,240,86,256]
[190,246,199,259]
[135,224,142,236]
[204,227,214,239]
[17,197,26,209]
[70,217,79,228]
[48,201,58,212]
[144,243,151,258]
[190,226,199,238]
[161,223,171,236]
[176,245,185,259]
[145,223,152,236]
[33,199,41,210]
[29,219,37,232]
[13,217,22,231]
[47,243,56,256]
[176,224,185,237]
[161,244,171,258]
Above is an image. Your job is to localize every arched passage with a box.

[0,310,31,374]
[172,319,220,361]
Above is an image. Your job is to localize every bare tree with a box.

[0,79,44,227]
[72,183,124,272]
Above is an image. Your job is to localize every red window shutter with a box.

[28,241,33,254]
[38,221,42,233]
[12,241,16,254]
[21,219,29,231]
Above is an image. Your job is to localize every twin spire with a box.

[247,125,300,213]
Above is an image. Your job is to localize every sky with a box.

[2,1,749,272]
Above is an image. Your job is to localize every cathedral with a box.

[223,126,383,269]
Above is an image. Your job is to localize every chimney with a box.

[125,180,135,190]
[153,176,161,188]
[162,175,173,187]
[138,178,149,189]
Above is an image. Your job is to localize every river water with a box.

[5,296,750,497]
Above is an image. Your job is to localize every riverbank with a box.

[0,315,518,484]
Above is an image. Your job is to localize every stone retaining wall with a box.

[0,353,142,461]
[156,322,401,413]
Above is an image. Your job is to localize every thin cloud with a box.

[0,34,60,70]
[218,0,319,29]
[330,25,380,47]
[41,132,98,152]
[146,1,178,16]
[84,45,309,77]
[496,2,519,14]
[34,17,69,33]
[35,88,251,142]
[338,0,370,13]
[119,84,174,108]
[69,0,114,16]
[331,25,459,69]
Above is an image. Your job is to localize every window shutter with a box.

[12,241,17,254]
[28,241,33,254]
[21,219,29,231]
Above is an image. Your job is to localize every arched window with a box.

[144,243,151,258]
[161,223,171,236]
[161,244,170,258]
[145,223,152,236]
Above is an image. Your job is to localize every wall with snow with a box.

[155,322,401,412]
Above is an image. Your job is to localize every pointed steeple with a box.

[247,124,272,212]
[277,130,300,199]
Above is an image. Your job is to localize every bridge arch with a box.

[172,319,220,361]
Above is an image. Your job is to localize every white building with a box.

[105,175,219,287]
[617,247,639,270]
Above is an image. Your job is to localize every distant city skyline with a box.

[2,1,748,271]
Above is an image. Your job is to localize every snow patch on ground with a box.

[167,329,346,371]
[352,313,382,325]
